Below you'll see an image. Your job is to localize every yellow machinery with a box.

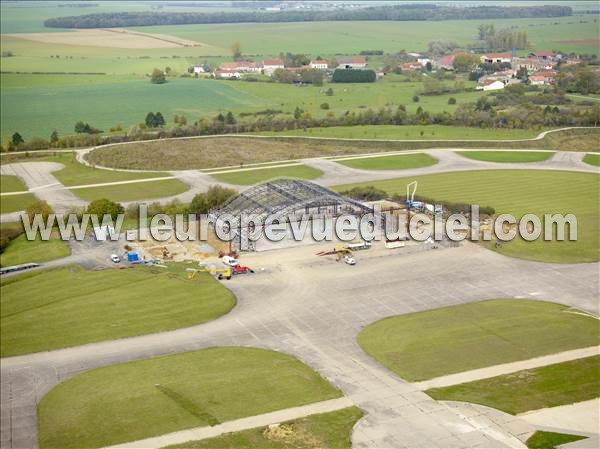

[316,245,354,261]
[197,266,232,280]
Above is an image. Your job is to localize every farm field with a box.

[457,151,555,163]
[165,407,363,449]
[72,178,188,202]
[211,164,323,185]
[38,347,341,449]
[583,153,600,166]
[259,125,542,141]
[426,356,600,414]
[358,299,600,382]
[0,265,235,357]
[335,153,437,170]
[335,170,600,263]
[0,231,70,268]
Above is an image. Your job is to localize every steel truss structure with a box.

[211,179,374,230]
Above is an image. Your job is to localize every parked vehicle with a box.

[110,254,121,263]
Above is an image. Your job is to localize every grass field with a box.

[165,407,363,449]
[457,151,555,163]
[0,174,27,192]
[0,192,37,214]
[38,347,342,449]
[358,299,600,382]
[71,178,188,202]
[335,153,437,171]
[583,153,600,167]
[0,231,70,268]
[0,265,235,357]
[260,125,541,141]
[526,431,587,449]
[335,170,600,263]
[211,164,323,185]
[426,356,600,414]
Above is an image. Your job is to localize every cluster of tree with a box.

[427,41,460,58]
[150,68,166,84]
[278,52,310,68]
[44,5,571,28]
[452,54,481,73]
[555,64,600,95]
[331,69,376,83]
[339,186,388,201]
[271,68,324,85]
[74,121,102,134]
[145,112,166,128]
[475,24,528,51]
[468,61,513,81]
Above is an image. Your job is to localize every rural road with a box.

[1,242,598,448]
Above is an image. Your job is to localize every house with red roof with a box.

[529,51,556,61]
[336,56,367,69]
[262,58,284,75]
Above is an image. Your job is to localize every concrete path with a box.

[518,399,600,435]
[1,241,598,449]
[103,397,353,449]
[0,162,86,214]
[413,346,600,390]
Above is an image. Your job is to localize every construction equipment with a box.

[316,246,355,262]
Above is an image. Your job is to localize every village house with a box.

[336,56,367,69]
[262,58,285,75]
[213,69,240,79]
[480,52,512,64]
[417,57,431,67]
[529,51,556,61]
[218,61,261,73]
[192,65,206,74]
[401,61,422,71]
[513,57,554,72]
[309,60,328,70]
[476,78,505,91]
[434,52,464,70]
[529,69,558,86]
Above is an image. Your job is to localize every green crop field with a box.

[38,347,342,449]
[457,151,555,163]
[71,178,188,202]
[426,356,600,414]
[336,170,600,263]
[358,299,600,382]
[0,265,236,357]
[0,231,70,268]
[335,153,438,170]
[165,407,363,449]
[260,125,542,141]
[583,153,600,167]
[211,164,323,185]
[0,174,27,192]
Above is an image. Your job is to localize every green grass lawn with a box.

[526,431,587,449]
[335,153,437,171]
[1,265,235,357]
[38,347,342,449]
[0,231,70,267]
[458,151,555,163]
[426,356,600,415]
[164,407,363,449]
[260,126,541,141]
[335,170,600,263]
[358,299,600,382]
[211,165,323,185]
[0,192,37,214]
[1,175,27,192]
[583,153,600,167]
[71,178,188,202]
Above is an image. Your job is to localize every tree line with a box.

[44,5,572,28]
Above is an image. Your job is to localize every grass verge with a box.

[0,230,70,267]
[38,347,342,449]
[335,153,437,170]
[1,264,235,357]
[426,356,600,414]
[358,299,599,382]
[1,174,27,192]
[0,192,37,214]
[71,178,188,202]
[526,431,587,449]
[583,153,600,167]
[210,165,323,185]
[163,407,363,449]
[457,151,554,163]
[335,170,600,263]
